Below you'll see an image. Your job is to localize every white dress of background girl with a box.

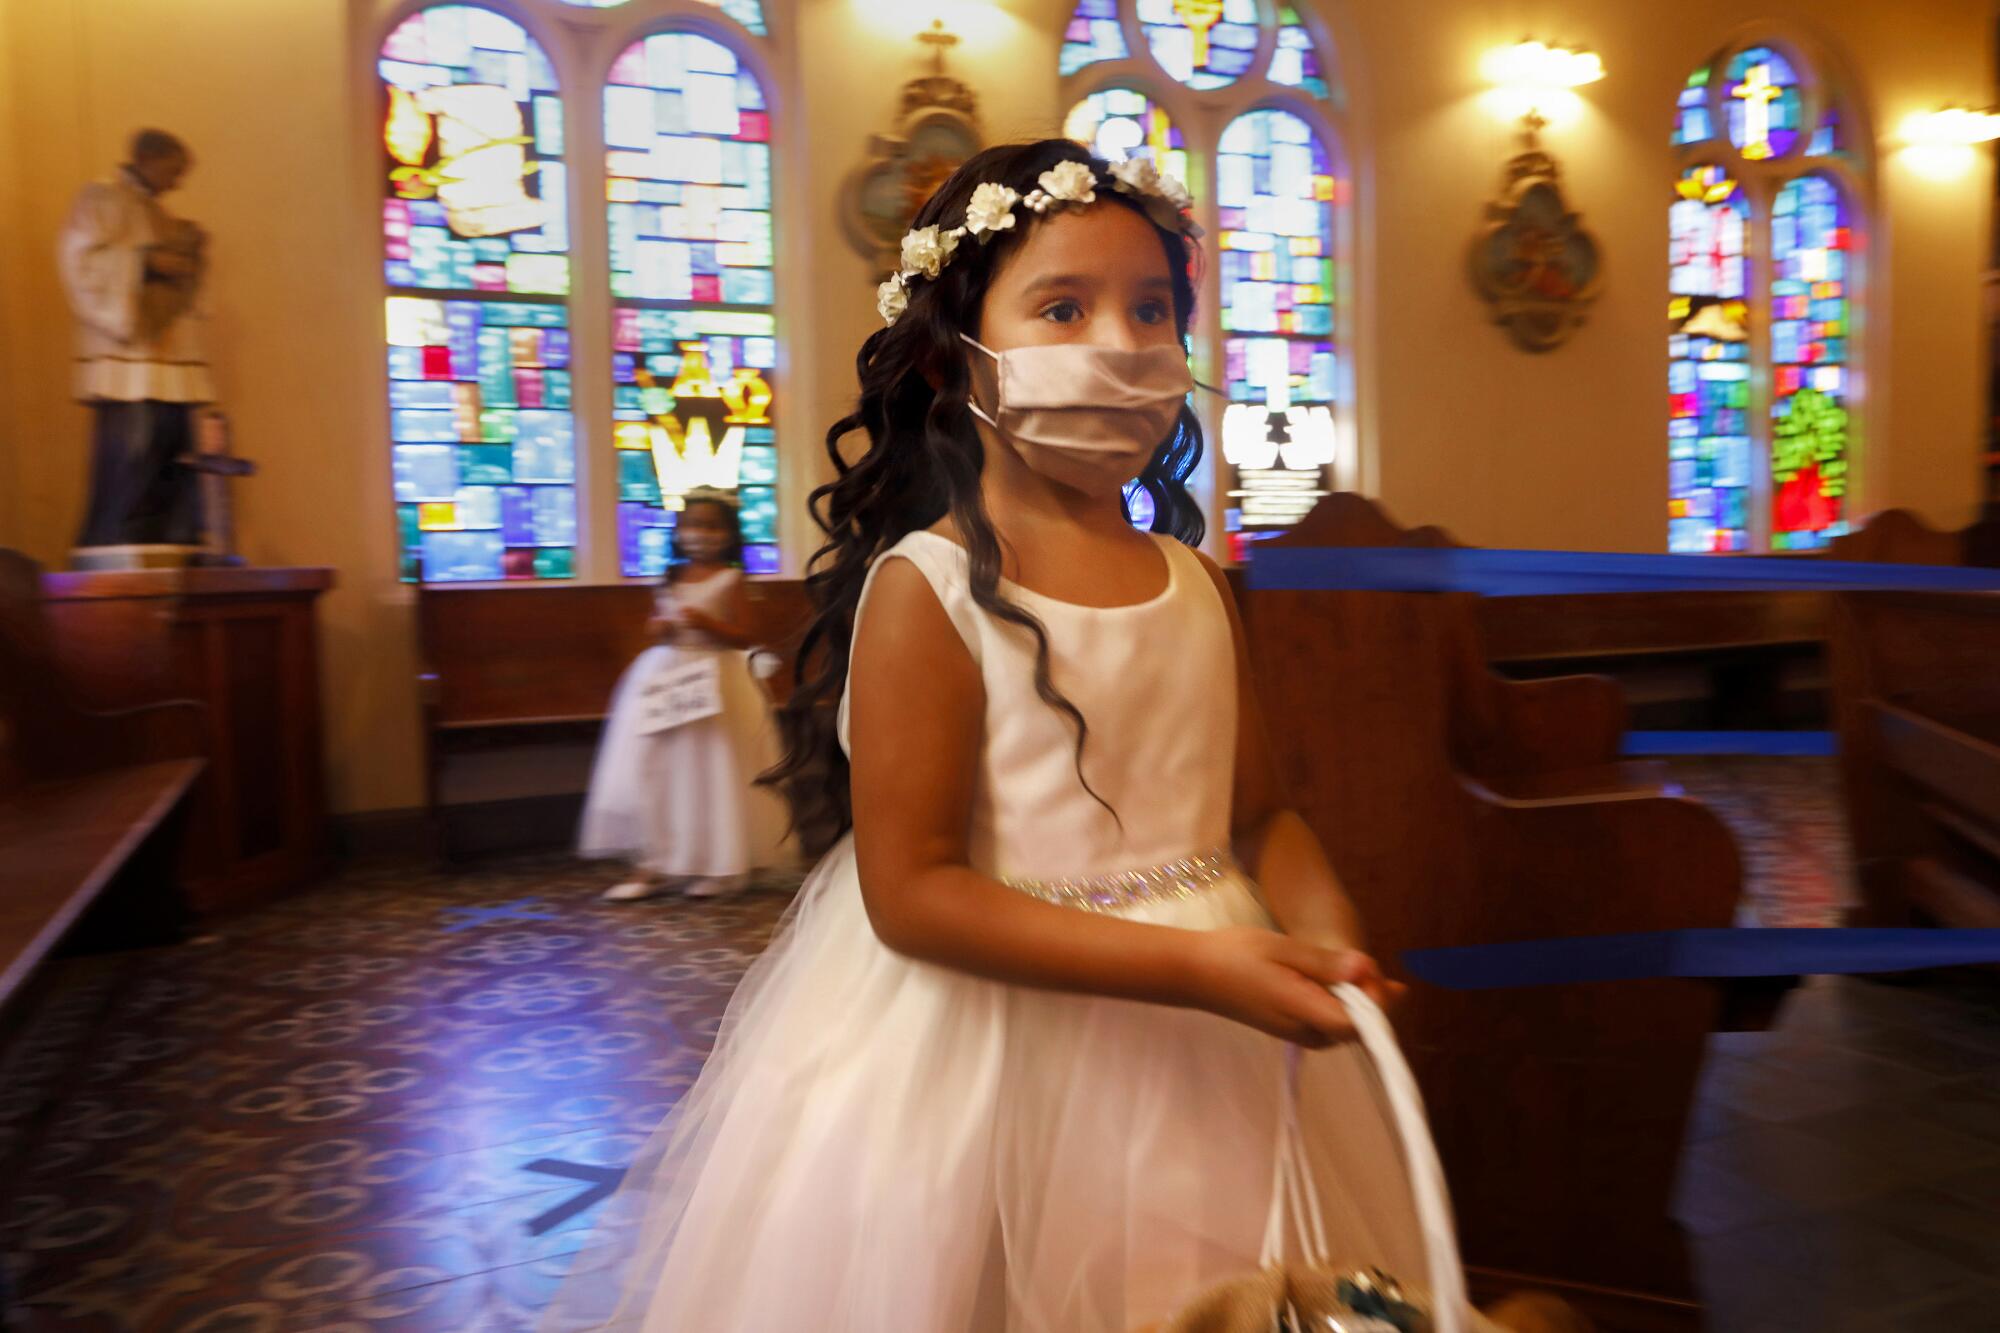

[578,537,790,899]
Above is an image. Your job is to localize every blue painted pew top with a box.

[1247,547,2000,597]
[1403,928,2000,989]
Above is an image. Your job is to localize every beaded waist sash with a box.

[1002,847,1240,914]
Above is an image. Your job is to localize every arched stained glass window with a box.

[380,5,575,582]
[1669,37,1866,553]
[1769,174,1853,546]
[1217,109,1341,555]
[1061,0,1344,554]
[606,30,781,577]
[1668,166,1751,553]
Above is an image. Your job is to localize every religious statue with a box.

[56,129,215,560]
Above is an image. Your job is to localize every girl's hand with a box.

[1184,927,1386,1048]
[678,606,715,633]
[1285,932,1407,1014]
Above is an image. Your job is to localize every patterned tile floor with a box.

[0,759,1992,1331]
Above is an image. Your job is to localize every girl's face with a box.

[975,203,1180,356]
[968,201,1185,501]
[677,504,732,561]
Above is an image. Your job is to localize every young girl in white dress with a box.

[542,142,1461,1332]
[577,491,790,901]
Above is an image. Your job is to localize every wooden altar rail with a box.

[36,565,332,914]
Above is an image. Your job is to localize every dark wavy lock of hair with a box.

[760,138,1207,840]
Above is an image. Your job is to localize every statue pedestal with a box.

[39,565,336,912]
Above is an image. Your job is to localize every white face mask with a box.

[678,525,725,560]
[961,333,1194,496]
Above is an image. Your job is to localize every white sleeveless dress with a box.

[541,531,1441,1331]
[577,568,791,879]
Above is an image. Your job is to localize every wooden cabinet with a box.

[38,567,334,914]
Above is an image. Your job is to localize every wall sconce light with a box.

[1896,105,2000,182]
[1483,41,1604,95]
[1900,106,2000,147]
[1482,40,1604,132]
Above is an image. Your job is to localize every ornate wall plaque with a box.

[1468,116,1603,352]
[839,22,984,274]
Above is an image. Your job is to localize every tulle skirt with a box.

[577,645,791,879]
[538,834,1440,1332]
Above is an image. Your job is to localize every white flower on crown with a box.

[1108,156,1163,199]
[1037,161,1099,207]
[876,271,908,326]
[964,182,1021,239]
[899,225,960,280]
[1111,156,1195,218]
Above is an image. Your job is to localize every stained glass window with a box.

[1060,0,1128,76]
[1064,88,1188,182]
[1269,7,1329,100]
[1217,109,1341,560]
[606,32,780,578]
[1137,0,1258,90]
[1667,167,1751,554]
[1769,174,1852,550]
[559,0,767,36]
[1675,67,1712,145]
[1670,41,1864,553]
[1060,1,1342,552]
[1724,46,1803,162]
[380,5,575,582]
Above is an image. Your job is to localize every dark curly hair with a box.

[761,139,1206,838]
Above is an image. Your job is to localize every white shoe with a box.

[683,875,745,899]
[601,877,675,902]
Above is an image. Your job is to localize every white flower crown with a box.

[876,157,1202,327]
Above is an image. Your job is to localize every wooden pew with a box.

[1243,510,1743,1330]
[0,550,205,1009]
[1825,503,2000,568]
[415,579,810,856]
[1829,590,2000,929]
[1282,494,1832,731]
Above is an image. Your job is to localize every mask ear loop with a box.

[958,332,1003,429]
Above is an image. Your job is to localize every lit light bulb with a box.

[1482,41,1605,93]
[1900,106,2000,147]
